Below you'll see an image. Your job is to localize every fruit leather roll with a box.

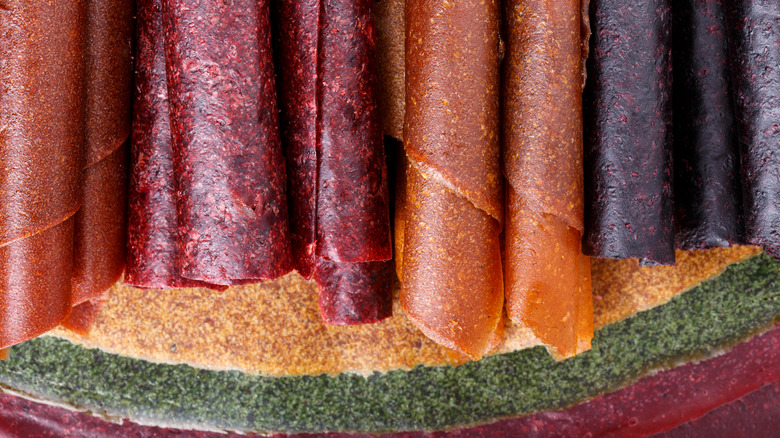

[724,0,780,259]
[672,0,743,250]
[273,0,319,280]
[162,0,293,284]
[126,0,224,291]
[274,0,393,324]
[0,1,86,348]
[502,0,593,359]
[583,0,675,266]
[66,0,134,328]
[402,0,504,358]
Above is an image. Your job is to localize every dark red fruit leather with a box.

[126,0,225,291]
[0,1,86,349]
[162,0,292,284]
[672,0,743,250]
[583,0,675,266]
[725,0,780,260]
[316,0,392,264]
[273,0,393,324]
[273,0,319,279]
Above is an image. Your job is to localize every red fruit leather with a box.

[162,0,292,285]
[0,1,87,348]
[126,0,225,291]
[274,0,393,324]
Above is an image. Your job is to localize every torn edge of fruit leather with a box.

[45,246,760,376]
[0,0,87,350]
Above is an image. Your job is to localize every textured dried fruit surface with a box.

[316,0,391,264]
[401,165,504,358]
[725,0,780,259]
[0,1,86,247]
[126,0,221,290]
[673,0,743,250]
[162,0,292,284]
[502,0,593,359]
[583,0,675,266]
[505,196,593,360]
[83,0,133,167]
[402,0,503,358]
[72,145,128,304]
[314,259,393,325]
[0,219,75,349]
[273,0,319,279]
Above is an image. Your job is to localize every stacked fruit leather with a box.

[0,0,779,436]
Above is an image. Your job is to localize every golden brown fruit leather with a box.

[66,0,133,327]
[502,0,593,359]
[0,1,87,348]
[402,0,504,359]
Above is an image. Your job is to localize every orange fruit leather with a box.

[502,0,594,358]
[401,0,504,359]
[0,1,87,349]
[63,0,134,331]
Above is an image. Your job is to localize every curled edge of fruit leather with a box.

[162,0,293,284]
[582,0,675,266]
[402,0,504,359]
[672,0,743,250]
[724,0,780,260]
[125,0,224,291]
[0,218,75,349]
[314,259,394,325]
[272,0,319,280]
[501,0,593,359]
[315,0,392,264]
[60,297,104,335]
[0,1,85,248]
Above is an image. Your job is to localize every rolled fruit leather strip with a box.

[162,0,293,284]
[582,0,675,266]
[272,0,318,280]
[724,0,780,260]
[672,0,743,250]
[65,0,135,331]
[125,0,225,291]
[403,0,504,359]
[502,0,594,359]
[0,1,86,349]
[274,0,393,324]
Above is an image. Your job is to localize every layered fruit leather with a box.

[402,0,504,358]
[162,0,293,284]
[502,0,594,359]
[64,0,134,333]
[672,0,743,250]
[126,0,224,291]
[274,0,393,325]
[583,0,675,266]
[724,0,780,260]
[0,1,86,348]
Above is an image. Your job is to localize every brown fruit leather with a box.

[0,1,87,349]
[502,0,594,359]
[66,0,133,331]
[402,0,504,358]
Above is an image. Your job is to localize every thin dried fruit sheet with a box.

[162,0,292,284]
[673,0,743,250]
[502,0,593,359]
[725,0,780,259]
[583,0,675,266]
[402,0,504,358]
